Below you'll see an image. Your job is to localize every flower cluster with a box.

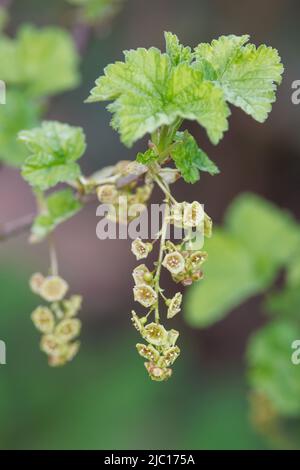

[130,197,212,381]
[162,241,208,286]
[30,273,82,367]
[96,161,153,224]
[132,312,180,381]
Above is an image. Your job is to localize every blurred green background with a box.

[0,0,300,450]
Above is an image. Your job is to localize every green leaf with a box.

[0,90,41,167]
[136,149,158,165]
[32,189,82,242]
[0,25,80,97]
[171,131,219,183]
[247,320,300,416]
[194,35,284,122]
[19,121,86,190]
[225,193,300,269]
[265,286,300,319]
[164,31,192,66]
[184,230,264,327]
[87,47,229,146]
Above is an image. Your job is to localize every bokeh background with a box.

[0,0,300,450]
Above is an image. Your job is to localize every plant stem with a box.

[49,235,59,276]
[154,196,170,323]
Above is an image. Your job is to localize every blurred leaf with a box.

[20,121,86,190]
[185,230,266,327]
[32,189,83,242]
[225,193,300,268]
[67,0,123,23]
[171,131,219,183]
[0,25,79,97]
[185,193,300,328]
[247,320,300,416]
[0,90,41,166]
[287,250,300,287]
[265,286,300,319]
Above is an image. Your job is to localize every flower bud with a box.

[144,362,172,382]
[63,295,83,317]
[204,213,213,238]
[132,264,151,286]
[97,184,118,204]
[167,292,182,319]
[29,272,45,295]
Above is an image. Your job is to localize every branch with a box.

[0,213,35,241]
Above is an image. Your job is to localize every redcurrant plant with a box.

[13,32,284,379]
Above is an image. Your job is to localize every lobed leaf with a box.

[87,47,230,146]
[171,131,219,183]
[194,34,284,122]
[19,121,86,190]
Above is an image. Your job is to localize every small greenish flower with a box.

[131,311,147,332]
[204,213,213,238]
[188,251,208,270]
[136,343,160,362]
[133,284,157,308]
[132,265,152,286]
[31,306,55,334]
[163,252,185,275]
[167,329,179,347]
[97,184,118,204]
[63,295,83,317]
[183,201,204,228]
[160,346,180,367]
[55,318,81,343]
[167,292,182,319]
[142,322,168,347]
[40,334,66,357]
[29,272,45,295]
[40,276,69,302]
[144,362,172,382]
[131,238,152,260]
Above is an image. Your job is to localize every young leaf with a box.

[164,31,192,66]
[247,320,300,416]
[0,25,80,97]
[19,121,86,190]
[225,193,300,268]
[136,149,158,165]
[32,189,83,242]
[87,46,230,146]
[265,286,300,319]
[0,90,41,167]
[194,35,284,122]
[171,131,219,183]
